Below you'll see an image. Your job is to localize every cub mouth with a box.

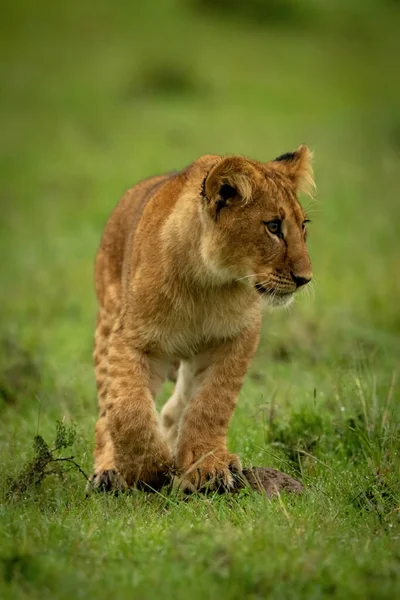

[254,283,291,297]
[254,283,293,306]
[255,283,271,295]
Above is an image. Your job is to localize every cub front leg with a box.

[175,326,259,492]
[104,327,173,490]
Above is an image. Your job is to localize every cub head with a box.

[200,145,315,306]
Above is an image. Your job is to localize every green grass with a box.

[1,1,400,598]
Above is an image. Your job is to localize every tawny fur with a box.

[90,146,314,492]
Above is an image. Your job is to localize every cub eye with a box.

[265,220,282,237]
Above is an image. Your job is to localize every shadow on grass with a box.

[126,63,205,100]
[193,0,306,27]
[0,337,41,407]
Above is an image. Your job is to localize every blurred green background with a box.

[0,1,399,598]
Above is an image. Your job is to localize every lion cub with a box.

[90,146,314,493]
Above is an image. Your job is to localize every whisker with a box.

[302,201,315,213]
[303,207,321,215]
[257,280,275,291]
[304,285,312,300]
[298,281,315,302]
[234,273,267,283]
[249,279,276,301]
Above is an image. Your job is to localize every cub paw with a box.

[134,468,172,491]
[177,450,242,493]
[86,469,128,496]
[124,458,174,491]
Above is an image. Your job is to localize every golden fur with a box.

[90,146,314,493]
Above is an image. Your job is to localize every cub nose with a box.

[291,272,312,288]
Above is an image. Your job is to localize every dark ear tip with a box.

[274,151,297,163]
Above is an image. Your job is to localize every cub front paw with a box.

[119,451,174,491]
[129,461,173,491]
[87,469,128,495]
[176,448,242,493]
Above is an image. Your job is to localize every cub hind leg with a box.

[160,359,208,455]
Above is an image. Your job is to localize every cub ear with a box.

[202,157,255,220]
[272,145,315,197]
